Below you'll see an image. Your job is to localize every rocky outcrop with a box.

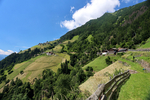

[136,59,150,72]
[136,59,150,68]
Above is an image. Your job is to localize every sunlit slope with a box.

[46,35,79,53]
[7,53,69,83]
[6,36,77,84]
[138,38,150,49]
[80,60,130,94]
[82,56,108,72]
[19,40,59,54]
[118,51,150,100]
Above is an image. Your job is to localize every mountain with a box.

[60,1,150,51]
[0,1,150,100]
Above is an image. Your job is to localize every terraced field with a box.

[80,61,130,94]
[0,53,70,91]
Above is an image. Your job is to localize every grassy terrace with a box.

[82,56,108,72]
[80,55,128,94]
[83,55,121,72]
[80,51,150,99]
[118,58,150,100]
[139,38,150,49]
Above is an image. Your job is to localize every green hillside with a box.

[117,52,150,100]
[0,53,70,90]
[82,55,120,72]
[0,1,150,100]
[139,38,150,48]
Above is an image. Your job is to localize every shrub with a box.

[85,66,93,71]
[20,70,24,74]
[105,56,112,65]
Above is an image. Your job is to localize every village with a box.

[97,48,128,56]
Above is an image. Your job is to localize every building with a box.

[46,52,53,56]
[118,48,128,52]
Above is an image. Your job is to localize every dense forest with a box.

[0,1,150,100]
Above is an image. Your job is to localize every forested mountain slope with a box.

[56,1,150,69]
[60,1,150,51]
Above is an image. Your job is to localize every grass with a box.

[87,35,93,42]
[118,58,150,100]
[19,40,59,54]
[46,36,79,53]
[71,35,79,40]
[82,56,108,72]
[7,55,43,81]
[0,53,70,91]
[83,55,121,72]
[139,38,150,49]
[80,51,150,98]
[80,61,130,94]
[122,51,150,63]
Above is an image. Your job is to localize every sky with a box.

[0,0,145,57]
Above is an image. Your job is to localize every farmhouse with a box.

[46,52,53,56]
[102,50,108,55]
[118,48,128,52]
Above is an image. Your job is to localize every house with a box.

[46,52,53,56]
[118,48,128,52]
[102,50,108,55]
[108,48,118,55]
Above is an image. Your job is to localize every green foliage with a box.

[11,94,30,100]
[117,52,124,56]
[20,70,24,74]
[86,71,93,77]
[5,79,10,84]
[118,61,150,100]
[0,75,6,84]
[105,56,112,65]
[145,89,150,100]
[1,2,150,100]
[85,66,93,71]
[114,68,122,76]
[1,78,33,100]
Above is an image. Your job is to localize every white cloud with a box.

[0,49,14,55]
[60,0,120,30]
[122,0,130,3]
[70,6,75,13]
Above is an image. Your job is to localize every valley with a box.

[0,1,150,100]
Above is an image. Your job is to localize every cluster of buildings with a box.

[46,52,55,56]
[97,48,128,56]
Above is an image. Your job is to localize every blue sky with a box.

[0,0,145,56]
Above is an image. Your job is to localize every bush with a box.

[105,56,112,65]
[141,41,146,45]
[20,70,24,74]
[5,79,10,84]
[117,52,124,56]
[85,66,93,71]
[86,71,93,77]
[8,70,13,74]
